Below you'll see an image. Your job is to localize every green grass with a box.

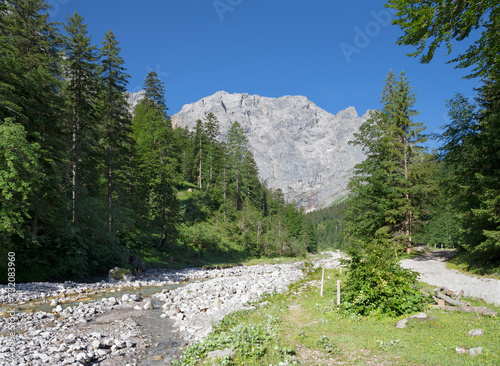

[173,267,500,365]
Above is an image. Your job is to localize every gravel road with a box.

[400,250,500,306]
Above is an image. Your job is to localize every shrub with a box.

[341,239,429,317]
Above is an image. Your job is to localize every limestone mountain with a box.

[168,91,369,210]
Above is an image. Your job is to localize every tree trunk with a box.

[72,112,79,226]
[198,134,202,188]
[32,191,39,238]
[432,304,497,317]
[108,143,113,233]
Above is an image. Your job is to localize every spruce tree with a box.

[98,29,132,235]
[0,0,65,241]
[436,78,500,264]
[345,71,432,251]
[132,72,179,247]
[62,11,99,226]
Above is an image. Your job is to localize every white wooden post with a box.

[320,268,325,297]
[337,280,341,306]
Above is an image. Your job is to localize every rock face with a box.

[130,90,369,210]
[125,90,145,112]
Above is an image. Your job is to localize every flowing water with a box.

[135,297,186,365]
[2,281,199,365]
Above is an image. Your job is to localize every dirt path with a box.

[400,250,500,306]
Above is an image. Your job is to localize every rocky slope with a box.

[130,90,370,210]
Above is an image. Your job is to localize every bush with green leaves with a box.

[341,239,429,317]
[172,312,282,366]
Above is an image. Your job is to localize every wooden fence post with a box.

[337,280,341,306]
[320,268,325,297]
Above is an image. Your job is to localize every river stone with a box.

[213,298,223,308]
[54,305,63,313]
[91,340,102,349]
[50,299,58,306]
[207,347,236,361]
[114,340,126,349]
[75,352,89,362]
[143,300,154,310]
[165,305,181,317]
[96,349,109,357]
[467,329,484,337]
[90,332,102,339]
[123,274,134,281]
[130,294,141,301]
[65,334,77,344]
[468,347,483,357]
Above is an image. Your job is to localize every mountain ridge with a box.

[127,90,368,210]
[168,90,368,210]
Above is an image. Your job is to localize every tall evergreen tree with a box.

[345,71,433,251]
[132,71,179,247]
[143,71,168,119]
[225,121,258,211]
[436,79,500,264]
[62,11,99,226]
[0,0,65,241]
[202,112,223,192]
[98,29,132,235]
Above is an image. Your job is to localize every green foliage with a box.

[345,71,435,250]
[318,335,340,354]
[0,119,41,237]
[131,71,180,247]
[387,0,500,79]
[0,0,317,283]
[172,312,281,366]
[341,240,430,317]
[307,201,347,250]
[434,80,500,266]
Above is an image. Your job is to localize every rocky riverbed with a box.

[0,252,344,365]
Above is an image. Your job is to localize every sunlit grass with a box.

[173,266,500,365]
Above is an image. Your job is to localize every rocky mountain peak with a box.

[168,91,369,210]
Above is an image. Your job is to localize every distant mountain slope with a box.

[128,90,369,210]
[173,91,370,210]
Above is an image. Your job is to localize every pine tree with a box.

[132,72,179,247]
[225,121,258,211]
[345,71,433,251]
[436,78,500,264]
[202,113,223,192]
[143,71,168,119]
[98,29,132,235]
[62,11,99,226]
[0,0,65,240]
[193,119,205,188]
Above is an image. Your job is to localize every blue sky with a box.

[50,0,480,143]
